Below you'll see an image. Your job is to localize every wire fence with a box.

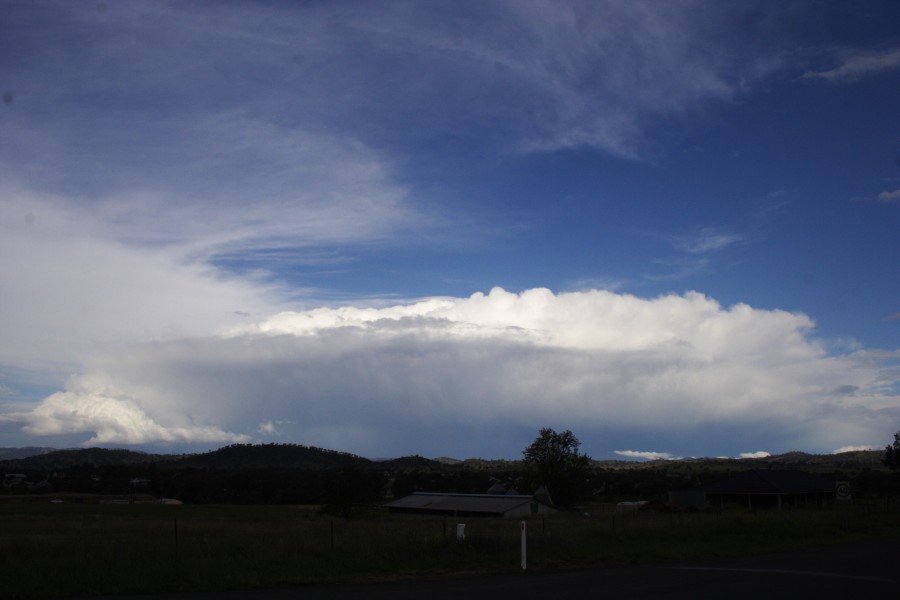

[2,502,900,598]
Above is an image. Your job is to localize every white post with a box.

[520,521,527,570]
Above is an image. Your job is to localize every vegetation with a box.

[883,430,900,472]
[2,442,898,506]
[521,428,592,505]
[1,500,899,599]
[2,440,900,597]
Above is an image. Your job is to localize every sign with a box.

[835,481,851,501]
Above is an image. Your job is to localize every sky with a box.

[1,0,898,461]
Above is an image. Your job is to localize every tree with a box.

[321,468,385,518]
[883,431,900,471]
[521,427,592,506]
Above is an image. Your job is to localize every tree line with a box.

[2,429,899,511]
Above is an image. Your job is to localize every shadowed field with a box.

[3,499,900,598]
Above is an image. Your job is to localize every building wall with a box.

[504,501,557,518]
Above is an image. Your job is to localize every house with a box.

[386,492,558,518]
[3,474,27,487]
[701,469,836,510]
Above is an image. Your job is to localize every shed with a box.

[703,469,836,509]
[386,492,558,518]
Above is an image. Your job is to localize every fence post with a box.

[520,521,527,570]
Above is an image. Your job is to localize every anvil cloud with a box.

[5,288,896,458]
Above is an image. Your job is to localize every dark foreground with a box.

[77,537,899,600]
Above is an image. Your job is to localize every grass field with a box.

[2,499,899,598]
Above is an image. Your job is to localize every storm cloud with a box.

[5,288,896,458]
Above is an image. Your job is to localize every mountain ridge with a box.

[0,444,887,472]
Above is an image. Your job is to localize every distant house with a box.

[701,469,836,510]
[2,474,27,488]
[486,481,519,495]
[386,492,558,518]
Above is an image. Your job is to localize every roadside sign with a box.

[836,481,851,501]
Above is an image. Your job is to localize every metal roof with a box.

[386,492,539,515]
[703,470,835,495]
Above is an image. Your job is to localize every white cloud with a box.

[804,47,900,84]
[614,450,678,461]
[4,287,898,457]
[1,4,897,458]
[257,421,281,436]
[738,451,770,459]
[0,187,284,375]
[0,113,427,375]
[1,373,248,445]
[877,189,900,203]
[832,445,876,454]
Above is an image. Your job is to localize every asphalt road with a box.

[91,537,900,600]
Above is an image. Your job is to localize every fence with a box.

[2,501,900,598]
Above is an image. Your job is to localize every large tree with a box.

[883,431,900,471]
[521,427,591,506]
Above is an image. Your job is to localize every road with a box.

[89,537,899,600]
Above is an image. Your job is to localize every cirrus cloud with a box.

[877,189,900,203]
[803,47,900,84]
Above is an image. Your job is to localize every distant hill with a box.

[172,443,372,470]
[0,447,56,461]
[594,450,888,474]
[746,450,885,470]
[375,455,444,470]
[0,443,373,471]
[0,447,168,470]
[0,444,887,473]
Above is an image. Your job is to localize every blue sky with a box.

[1,1,898,460]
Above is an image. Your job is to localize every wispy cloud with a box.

[877,189,900,203]
[645,228,742,281]
[803,47,900,84]
[672,229,742,255]
[15,0,780,162]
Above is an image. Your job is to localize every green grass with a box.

[2,501,899,598]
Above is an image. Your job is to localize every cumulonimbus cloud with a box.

[3,287,897,457]
[15,385,249,446]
